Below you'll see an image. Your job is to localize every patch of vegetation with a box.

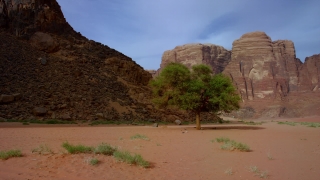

[113,150,150,168]
[300,122,320,128]
[215,137,250,152]
[277,121,320,128]
[225,168,233,175]
[130,134,150,141]
[89,158,99,166]
[0,149,23,160]
[32,144,54,155]
[218,119,230,124]
[181,121,190,125]
[94,143,117,156]
[62,142,93,154]
[243,121,263,125]
[259,171,269,179]
[277,121,297,126]
[22,122,30,125]
[215,137,231,143]
[249,166,259,173]
[89,120,119,126]
[249,166,269,179]
[267,152,273,160]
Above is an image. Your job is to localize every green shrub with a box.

[62,142,93,154]
[215,137,230,143]
[215,137,250,152]
[130,134,149,141]
[243,121,263,125]
[113,150,150,168]
[89,158,99,166]
[0,149,23,160]
[94,143,117,156]
[277,121,297,126]
[300,122,320,128]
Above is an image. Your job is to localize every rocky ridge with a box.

[1,0,214,122]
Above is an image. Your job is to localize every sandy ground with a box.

[0,117,320,180]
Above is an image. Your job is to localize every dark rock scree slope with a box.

[0,0,195,122]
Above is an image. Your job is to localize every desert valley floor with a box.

[0,117,319,180]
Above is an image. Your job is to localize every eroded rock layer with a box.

[224,31,320,118]
[159,31,320,118]
[159,43,231,75]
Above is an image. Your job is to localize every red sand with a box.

[0,117,320,180]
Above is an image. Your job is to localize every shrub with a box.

[215,137,250,152]
[277,121,296,126]
[62,142,93,154]
[216,137,230,143]
[94,143,117,156]
[0,149,23,160]
[89,158,99,166]
[130,134,149,141]
[113,150,150,168]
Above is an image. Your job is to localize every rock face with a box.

[223,31,320,118]
[158,31,320,118]
[0,0,74,38]
[159,43,231,75]
[298,54,320,92]
[0,0,197,122]
[224,31,302,101]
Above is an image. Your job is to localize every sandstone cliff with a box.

[224,31,302,101]
[159,32,320,118]
[159,43,231,75]
[224,32,320,118]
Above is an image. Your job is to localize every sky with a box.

[56,0,320,70]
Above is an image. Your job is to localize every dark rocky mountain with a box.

[159,32,320,119]
[1,0,208,122]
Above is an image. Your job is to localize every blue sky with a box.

[57,0,320,70]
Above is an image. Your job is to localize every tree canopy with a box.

[149,63,240,130]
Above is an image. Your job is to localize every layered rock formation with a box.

[159,43,231,75]
[159,31,320,118]
[224,31,302,101]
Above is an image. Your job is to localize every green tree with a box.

[150,63,240,130]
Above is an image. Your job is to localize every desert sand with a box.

[0,117,320,180]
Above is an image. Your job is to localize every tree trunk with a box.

[196,111,201,130]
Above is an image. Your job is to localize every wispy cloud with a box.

[57,0,320,69]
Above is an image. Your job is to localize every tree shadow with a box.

[199,126,265,130]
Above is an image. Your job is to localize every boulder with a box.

[61,113,71,120]
[96,113,104,119]
[29,32,59,53]
[0,94,15,103]
[13,93,22,101]
[32,107,47,116]
[174,119,182,125]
